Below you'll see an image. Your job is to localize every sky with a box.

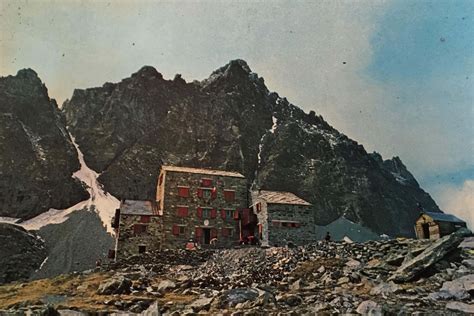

[1,0,473,228]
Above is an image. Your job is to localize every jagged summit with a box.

[131,65,163,80]
[62,61,441,237]
[16,68,40,80]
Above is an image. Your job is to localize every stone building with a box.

[415,211,466,240]
[251,190,315,246]
[113,200,161,259]
[156,166,250,249]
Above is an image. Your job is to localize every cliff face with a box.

[0,69,88,219]
[63,60,440,236]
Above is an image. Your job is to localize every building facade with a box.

[156,166,249,249]
[415,211,467,240]
[113,200,161,259]
[251,190,315,246]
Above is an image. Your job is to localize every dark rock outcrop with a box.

[0,69,88,219]
[63,60,440,236]
[0,223,47,284]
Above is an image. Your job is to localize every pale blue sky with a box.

[1,0,472,227]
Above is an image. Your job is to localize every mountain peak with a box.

[131,66,163,80]
[16,68,40,80]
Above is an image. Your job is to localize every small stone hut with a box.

[415,211,467,240]
[113,200,161,259]
[251,190,315,246]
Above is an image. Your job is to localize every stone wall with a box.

[253,199,316,246]
[158,170,247,249]
[115,214,162,259]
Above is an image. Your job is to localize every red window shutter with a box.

[233,209,240,220]
[140,215,151,223]
[172,224,180,236]
[220,209,226,219]
[211,228,218,239]
[210,208,217,219]
[197,188,203,198]
[224,190,235,201]
[197,207,203,218]
[201,178,212,187]
[177,207,188,217]
[195,227,203,237]
[256,203,261,212]
[178,187,189,197]
[211,187,217,199]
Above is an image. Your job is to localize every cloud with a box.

[432,180,474,230]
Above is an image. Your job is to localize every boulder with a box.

[428,274,473,300]
[97,275,132,295]
[356,300,382,315]
[217,288,259,308]
[156,280,176,292]
[188,297,213,312]
[388,228,471,283]
[446,302,474,314]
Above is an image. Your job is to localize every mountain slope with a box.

[0,69,88,219]
[63,60,440,236]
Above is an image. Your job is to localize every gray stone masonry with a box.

[157,168,247,249]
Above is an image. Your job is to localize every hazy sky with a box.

[1,0,473,228]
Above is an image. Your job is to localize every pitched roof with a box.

[423,211,466,224]
[120,200,157,215]
[161,165,245,178]
[256,190,311,206]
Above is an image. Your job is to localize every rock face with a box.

[0,223,47,284]
[63,60,440,237]
[0,69,88,219]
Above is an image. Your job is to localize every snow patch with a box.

[270,116,277,134]
[0,217,21,224]
[18,122,46,161]
[301,123,340,149]
[36,256,49,272]
[69,132,120,234]
[20,201,88,230]
[20,132,120,234]
[391,172,407,185]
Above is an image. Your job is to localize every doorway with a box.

[422,223,430,239]
[203,228,211,244]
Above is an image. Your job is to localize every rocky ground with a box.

[0,229,472,315]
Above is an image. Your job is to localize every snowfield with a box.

[20,132,120,234]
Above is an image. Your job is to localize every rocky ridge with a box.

[0,223,47,284]
[63,59,440,236]
[0,69,88,219]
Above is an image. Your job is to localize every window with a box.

[172,224,186,236]
[178,186,190,197]
[272,221,300,228]
[133,224,147,235]
[198,187,217,200]
[224,190,235,202]
[256,203,262,213]
[138,245,146,254]
[201,178,213,187]
[220,209,234,220]
[176,206,189,217]
[159,174,164,185]
[140,215,151,223]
